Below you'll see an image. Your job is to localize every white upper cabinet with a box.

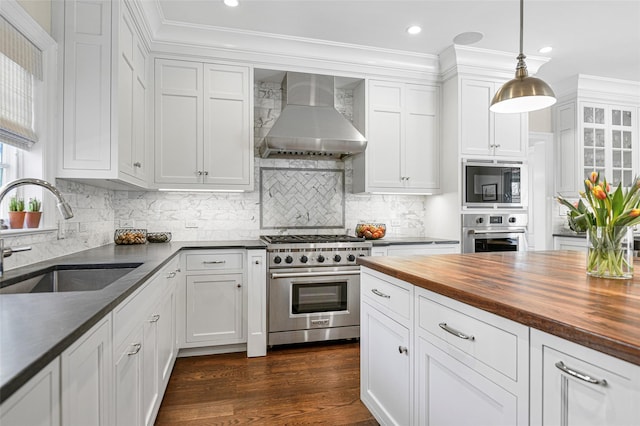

[353,79,440,194]
[56,0,148,188]
[553,76,640,196]
[460,78,527,158]
[154,59,253,191]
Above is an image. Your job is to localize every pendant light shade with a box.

[490,0,556,113]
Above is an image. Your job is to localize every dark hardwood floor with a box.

[155,340,378,425]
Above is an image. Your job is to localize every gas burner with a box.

[261,234,365,244]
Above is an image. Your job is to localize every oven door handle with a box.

[270,270,360,279]
[469,229,525,235]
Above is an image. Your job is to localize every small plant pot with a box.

[25,211,42,228]
[8,211,26,229]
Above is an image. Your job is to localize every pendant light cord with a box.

[519,0,524,56]
[515,0,527,75]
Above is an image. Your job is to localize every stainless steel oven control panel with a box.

[267,246,371,268]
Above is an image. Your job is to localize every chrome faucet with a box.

[0,178,74,277]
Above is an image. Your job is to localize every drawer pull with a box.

[371,288,391,299]
[166,271,176,278]
[127,343,142,356]
[555,361,607,386]
[398,346,408,355]
[203,260,226,264]
[148,314,160,323]
[438,322,475,341]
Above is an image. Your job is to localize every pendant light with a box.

[490,0,556,113]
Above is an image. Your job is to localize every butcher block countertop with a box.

[357,250,640,366]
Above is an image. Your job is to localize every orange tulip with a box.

[585,179,593,189]
[606,183,611,193]
[592,185,607,200]
[631,209,640,218]
[590,171,598,184]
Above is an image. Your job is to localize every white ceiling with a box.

[153,0,640,85]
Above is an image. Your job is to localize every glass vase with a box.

[586,226,634,279]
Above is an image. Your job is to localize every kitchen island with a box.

[357,250,640,425]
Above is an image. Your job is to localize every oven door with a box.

[268,267,360,333]
[462,229,526,253]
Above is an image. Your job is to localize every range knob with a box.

[333,254,342,262]
[508,217,516,223]
[285,255,293,264]
[476,217,484,224]
[300,255,308,263]
[273,256,282,264]
[347,254,356,262]
[317,255,325,263]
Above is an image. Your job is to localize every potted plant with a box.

[25,197,42,228]
[8,196,25,229]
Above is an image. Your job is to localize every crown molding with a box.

[554,74,640,105]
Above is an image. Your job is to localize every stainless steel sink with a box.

[0,264,142,294]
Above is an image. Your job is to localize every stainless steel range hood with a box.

[259,72,367,159]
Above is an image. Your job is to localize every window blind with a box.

[0,14,43,150]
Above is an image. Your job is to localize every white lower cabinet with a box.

[372,243,460,257]
[531,329,640,426]
[113,256,181,426]
[61,316,113,426]
[182,250,247,348]
[414,287,529,426]
[553,236,587,252]
[360,268,414,426]
[0,358,60,426]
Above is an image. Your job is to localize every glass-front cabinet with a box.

[581,103,635,187]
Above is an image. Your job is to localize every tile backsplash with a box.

[0,79,430,271]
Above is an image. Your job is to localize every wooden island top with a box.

[357,250,640,366]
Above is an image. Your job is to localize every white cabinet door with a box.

[61,0,112,171]
[461,79,493,156]
[114,328,143,426]
[157,283,176,390]
[246,250,267,357]
[368,80,403,189]
[555,102,579,195]
[405,84,440,190]
[185,273,245,344]
[416,335,520,426]
[0,359,60,426]
[142,312,159,426]
[61,316,112,426]
[531,329,640,426]
[203,64,251,187]
[154,59,203,185]
[553,236,587,251]
[360,300,412,426]
[461,78,526,158]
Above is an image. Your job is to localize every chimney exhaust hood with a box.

[259,72,367,159]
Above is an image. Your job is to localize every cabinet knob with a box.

[149,314,160,323]
[203,171,209,176]
[133,162,142,168]
[237,283,242,288]
[398,346,408,355]
[196,171,203,176]
[254,260,260,265]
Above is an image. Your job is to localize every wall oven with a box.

[463,160,526,208]
[462,213,528,253]
[261,235,371,346]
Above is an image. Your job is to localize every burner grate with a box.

[261,234,365,244]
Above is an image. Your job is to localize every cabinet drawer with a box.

[417,291,520,381]
[361,270,412,322]
[114,280,157,349]
[185,252,243,271]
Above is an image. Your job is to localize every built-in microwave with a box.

[462,160,527,208]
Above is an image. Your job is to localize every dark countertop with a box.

[358,251,640,366]
[371,237,459,246]
[0,240,265,403]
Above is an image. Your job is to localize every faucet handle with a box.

[2,246,32,258]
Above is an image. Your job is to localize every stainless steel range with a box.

[262,234,372,346]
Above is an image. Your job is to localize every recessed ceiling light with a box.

[224,0,239,7]
[453,32,484,45]
[407,26,422,35]
[538,46,553,53]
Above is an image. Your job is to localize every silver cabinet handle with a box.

[398,346,408,355]
[127,343,141,356]
[555,361,607,386]
[371,288,391,299]
[438,322,475,341]
[133,162,141,168]
[148,314,160,323]
[203,260,226,264]
[166,271,176,278]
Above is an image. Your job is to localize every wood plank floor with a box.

[155,341,378,425]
